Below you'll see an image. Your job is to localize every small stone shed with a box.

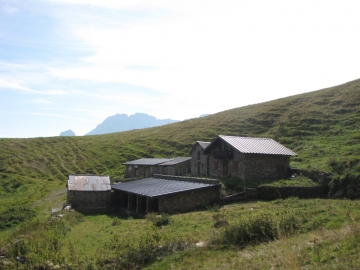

[204,135,297,181]
[111,174,221,214]
[67,174,111,209]
[189,141,210,177]
[156,157,191,176]
[123,157,191,178]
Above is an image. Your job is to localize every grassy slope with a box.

[0,79,360,268]
[0,78,360,211]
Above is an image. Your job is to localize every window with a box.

[233,161,239,171]
[277,164,285,174]
[214,161,218,170]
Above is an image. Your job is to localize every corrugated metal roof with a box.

[198,141,211,150]
[111,177,219,197]
[157,157,191,166]
[68,175,111,191]
[123,158,173,166]
[211,135,297,156]
[189,141,211,154]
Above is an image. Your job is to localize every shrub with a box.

[146,212,172,227]
[211,212,299,247]
[0,206,36,230]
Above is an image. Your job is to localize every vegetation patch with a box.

[0,206,36,230]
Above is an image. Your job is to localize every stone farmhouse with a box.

[189,141,210,177]
[67,174,112,209]
[204,135,297,181]
[112,174,220,214]
[66,135,297,213]
[123,157,191,178]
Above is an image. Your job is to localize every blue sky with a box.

[1,0,360,138]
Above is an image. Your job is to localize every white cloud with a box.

[0,78,32,92]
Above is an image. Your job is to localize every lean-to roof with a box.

[123,158,173,166]
[111,177,219,198]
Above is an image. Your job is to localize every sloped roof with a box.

[189,141,211,154]
[68,175,111,191]
[198,141,211,149]
[123,158,173,166]
[111,177,219,198]
[157,157,191,166]
[205,135,297,156]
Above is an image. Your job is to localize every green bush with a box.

[0,206,36,230]
[211,212,299,247]
[146,212,172,227]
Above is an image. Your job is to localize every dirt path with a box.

[31,188,67,208]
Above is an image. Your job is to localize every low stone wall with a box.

[159,186,220,213]
[257,186,328,200]
[67,190,112,209]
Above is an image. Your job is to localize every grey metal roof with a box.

[189,141,211,154]
[68,175,111,191]
[111,177,219,198]
[198,141,211,150]
[217,135,297,156]
[157,157,191,166]
[123,158,173,166]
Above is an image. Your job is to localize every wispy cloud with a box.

[28,98,53,104]
[0,110,98,122]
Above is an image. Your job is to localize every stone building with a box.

[67,174,112,209]
[189,141,210,177]
[123,157,191,178]
[123,158,172,178]
[204,135,297,182]
[111,174,220,214]
[155,157,191,176]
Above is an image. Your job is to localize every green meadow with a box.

[0,78,360,268]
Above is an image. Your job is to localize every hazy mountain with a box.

[85,113,179,136]
[59,129,75,136]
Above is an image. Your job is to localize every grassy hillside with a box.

[1,78,360,211]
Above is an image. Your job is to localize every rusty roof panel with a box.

[218,135,297,156]
[123,158,173,166]
[68,175,111,191]
[111,177,219,197]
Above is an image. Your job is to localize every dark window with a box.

[277,164,285,174]
[214,161,218,170]
[233,161,239,170]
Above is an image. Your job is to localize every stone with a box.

[196,241,207,248]
[16,255,27,263]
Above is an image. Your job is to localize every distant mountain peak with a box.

[85,113,179,136]
[59,129,75,136]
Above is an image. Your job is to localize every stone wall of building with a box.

[207,139,291,181]
[244,154,290,181]
[257,186,328,200]
[156,160,191,176]
[67,190,112,209]
[190,144,209,177]
[159,187,220,213]
[125,165,156,178]
[207,145,245,179]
